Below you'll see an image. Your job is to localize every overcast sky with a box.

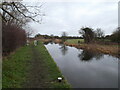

[26,0,119,36]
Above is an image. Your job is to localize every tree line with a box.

[35,26,119,44]
[35,33,83,39]
[79,26,120,44]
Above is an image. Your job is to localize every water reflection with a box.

[59,44,68,55]
[43,41,53,45]
[44,42,104,61]
[43,42,49,45]
[45,43,118,88]
[78,50,103,62]
[58,43,104,61]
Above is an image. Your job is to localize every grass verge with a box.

[2,46,32,88]
[32,41,71,88]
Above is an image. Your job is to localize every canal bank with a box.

[3,42,71,88]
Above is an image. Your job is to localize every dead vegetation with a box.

[39,39,119,58]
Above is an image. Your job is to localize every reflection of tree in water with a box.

[59,44,68,55]
[50,41,53,44]
[43,42,49,45]
[78,50,103,62]
[43,41,53,45]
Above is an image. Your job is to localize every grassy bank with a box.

[3,46,32,88]
[3,42,71,88]
[33,42,71,88]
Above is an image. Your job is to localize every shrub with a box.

[2,23,26,55]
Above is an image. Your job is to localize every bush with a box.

[2,23,26,55]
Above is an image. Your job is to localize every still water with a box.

[44,43,118,88]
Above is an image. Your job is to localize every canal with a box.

[44,43,118,88]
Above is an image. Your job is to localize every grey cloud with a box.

[28,1,118,36]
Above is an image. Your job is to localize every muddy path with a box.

[23,45,49,88]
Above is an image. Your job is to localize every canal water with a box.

[44,43,118,88]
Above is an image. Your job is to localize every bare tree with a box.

[1,1,45,55]
[61,32,67,43]
[1,1,45,27]
[110,27,120,43]
[23,25,34,38]
[95,28,104,38]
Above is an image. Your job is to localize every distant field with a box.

[66,39,84,44]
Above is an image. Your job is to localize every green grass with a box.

[35,42,71,88]
[3,42,71,88]
[2,46,32,88]
[66,39,84,44]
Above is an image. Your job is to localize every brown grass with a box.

[38,39,119,58]
[39,39,52,42]
[65,43,119,58]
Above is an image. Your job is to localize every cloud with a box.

[27,1,118,36]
